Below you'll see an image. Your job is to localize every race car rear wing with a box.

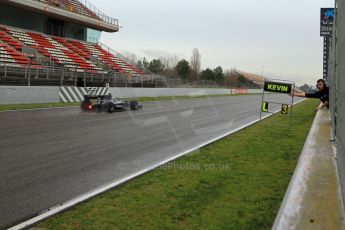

[84,94,111,100]
[83,94,113,105]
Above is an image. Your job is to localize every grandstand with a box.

[235,70,266,87]
[0,0,165,87]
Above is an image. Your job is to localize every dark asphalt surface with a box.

[0,94,300,229]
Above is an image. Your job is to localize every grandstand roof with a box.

[1,0,119,32]
[235,70,266,87]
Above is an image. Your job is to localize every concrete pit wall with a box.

[330,0,345,208]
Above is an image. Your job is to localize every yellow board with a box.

[281,104,289,114]
[262,102,269,112]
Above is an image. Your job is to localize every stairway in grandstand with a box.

[235,70,266,87]
[0,25,143,77]
[34,0,100,20]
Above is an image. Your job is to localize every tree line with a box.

[123,48,258,88]
[125,48,223,82]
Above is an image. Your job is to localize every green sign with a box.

[262,102,269,112]
[264,81,292,94]
[281,104,289,114]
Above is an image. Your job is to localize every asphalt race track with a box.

[0,94,302,228]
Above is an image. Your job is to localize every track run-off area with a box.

[0,94,302,229]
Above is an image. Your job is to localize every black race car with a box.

[81,94,142,113]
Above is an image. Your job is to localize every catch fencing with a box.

[0,64,167,88]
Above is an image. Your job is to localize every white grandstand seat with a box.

[1,25,141,76]
[70,41,144,76]
[0,27,41,67]
[5,27,101,72]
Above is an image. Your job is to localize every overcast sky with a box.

[95,0,334,85]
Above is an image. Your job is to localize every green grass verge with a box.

[0,102,80,111]
[0,94,238,111]
[36,99,319,230]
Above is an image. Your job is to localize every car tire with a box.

[130,100,139,110]
[108,105,115,113]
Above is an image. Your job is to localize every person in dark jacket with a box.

[290,79,329,110]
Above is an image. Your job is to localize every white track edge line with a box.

[8,99,306,230]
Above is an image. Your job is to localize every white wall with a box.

[0,86,263,104]
[108,88,232,98]
[0,86,60,104]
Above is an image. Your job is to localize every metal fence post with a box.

[28,63,31,86]
[113,69,116,86]
[24,66,27,79]
[74,70,77,86]
[61,67,65,86]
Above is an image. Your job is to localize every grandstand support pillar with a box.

[28,71,31,86]
[73,71,77,86]
[4,64,7,78]
[61,68,65,86]
[141,76,143,88]
[24,66,27,79]
[28,63,31,87]
[46,67,49,80]
[84,73,86,87]
[35,68,38,79]
[114,74,117,86]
